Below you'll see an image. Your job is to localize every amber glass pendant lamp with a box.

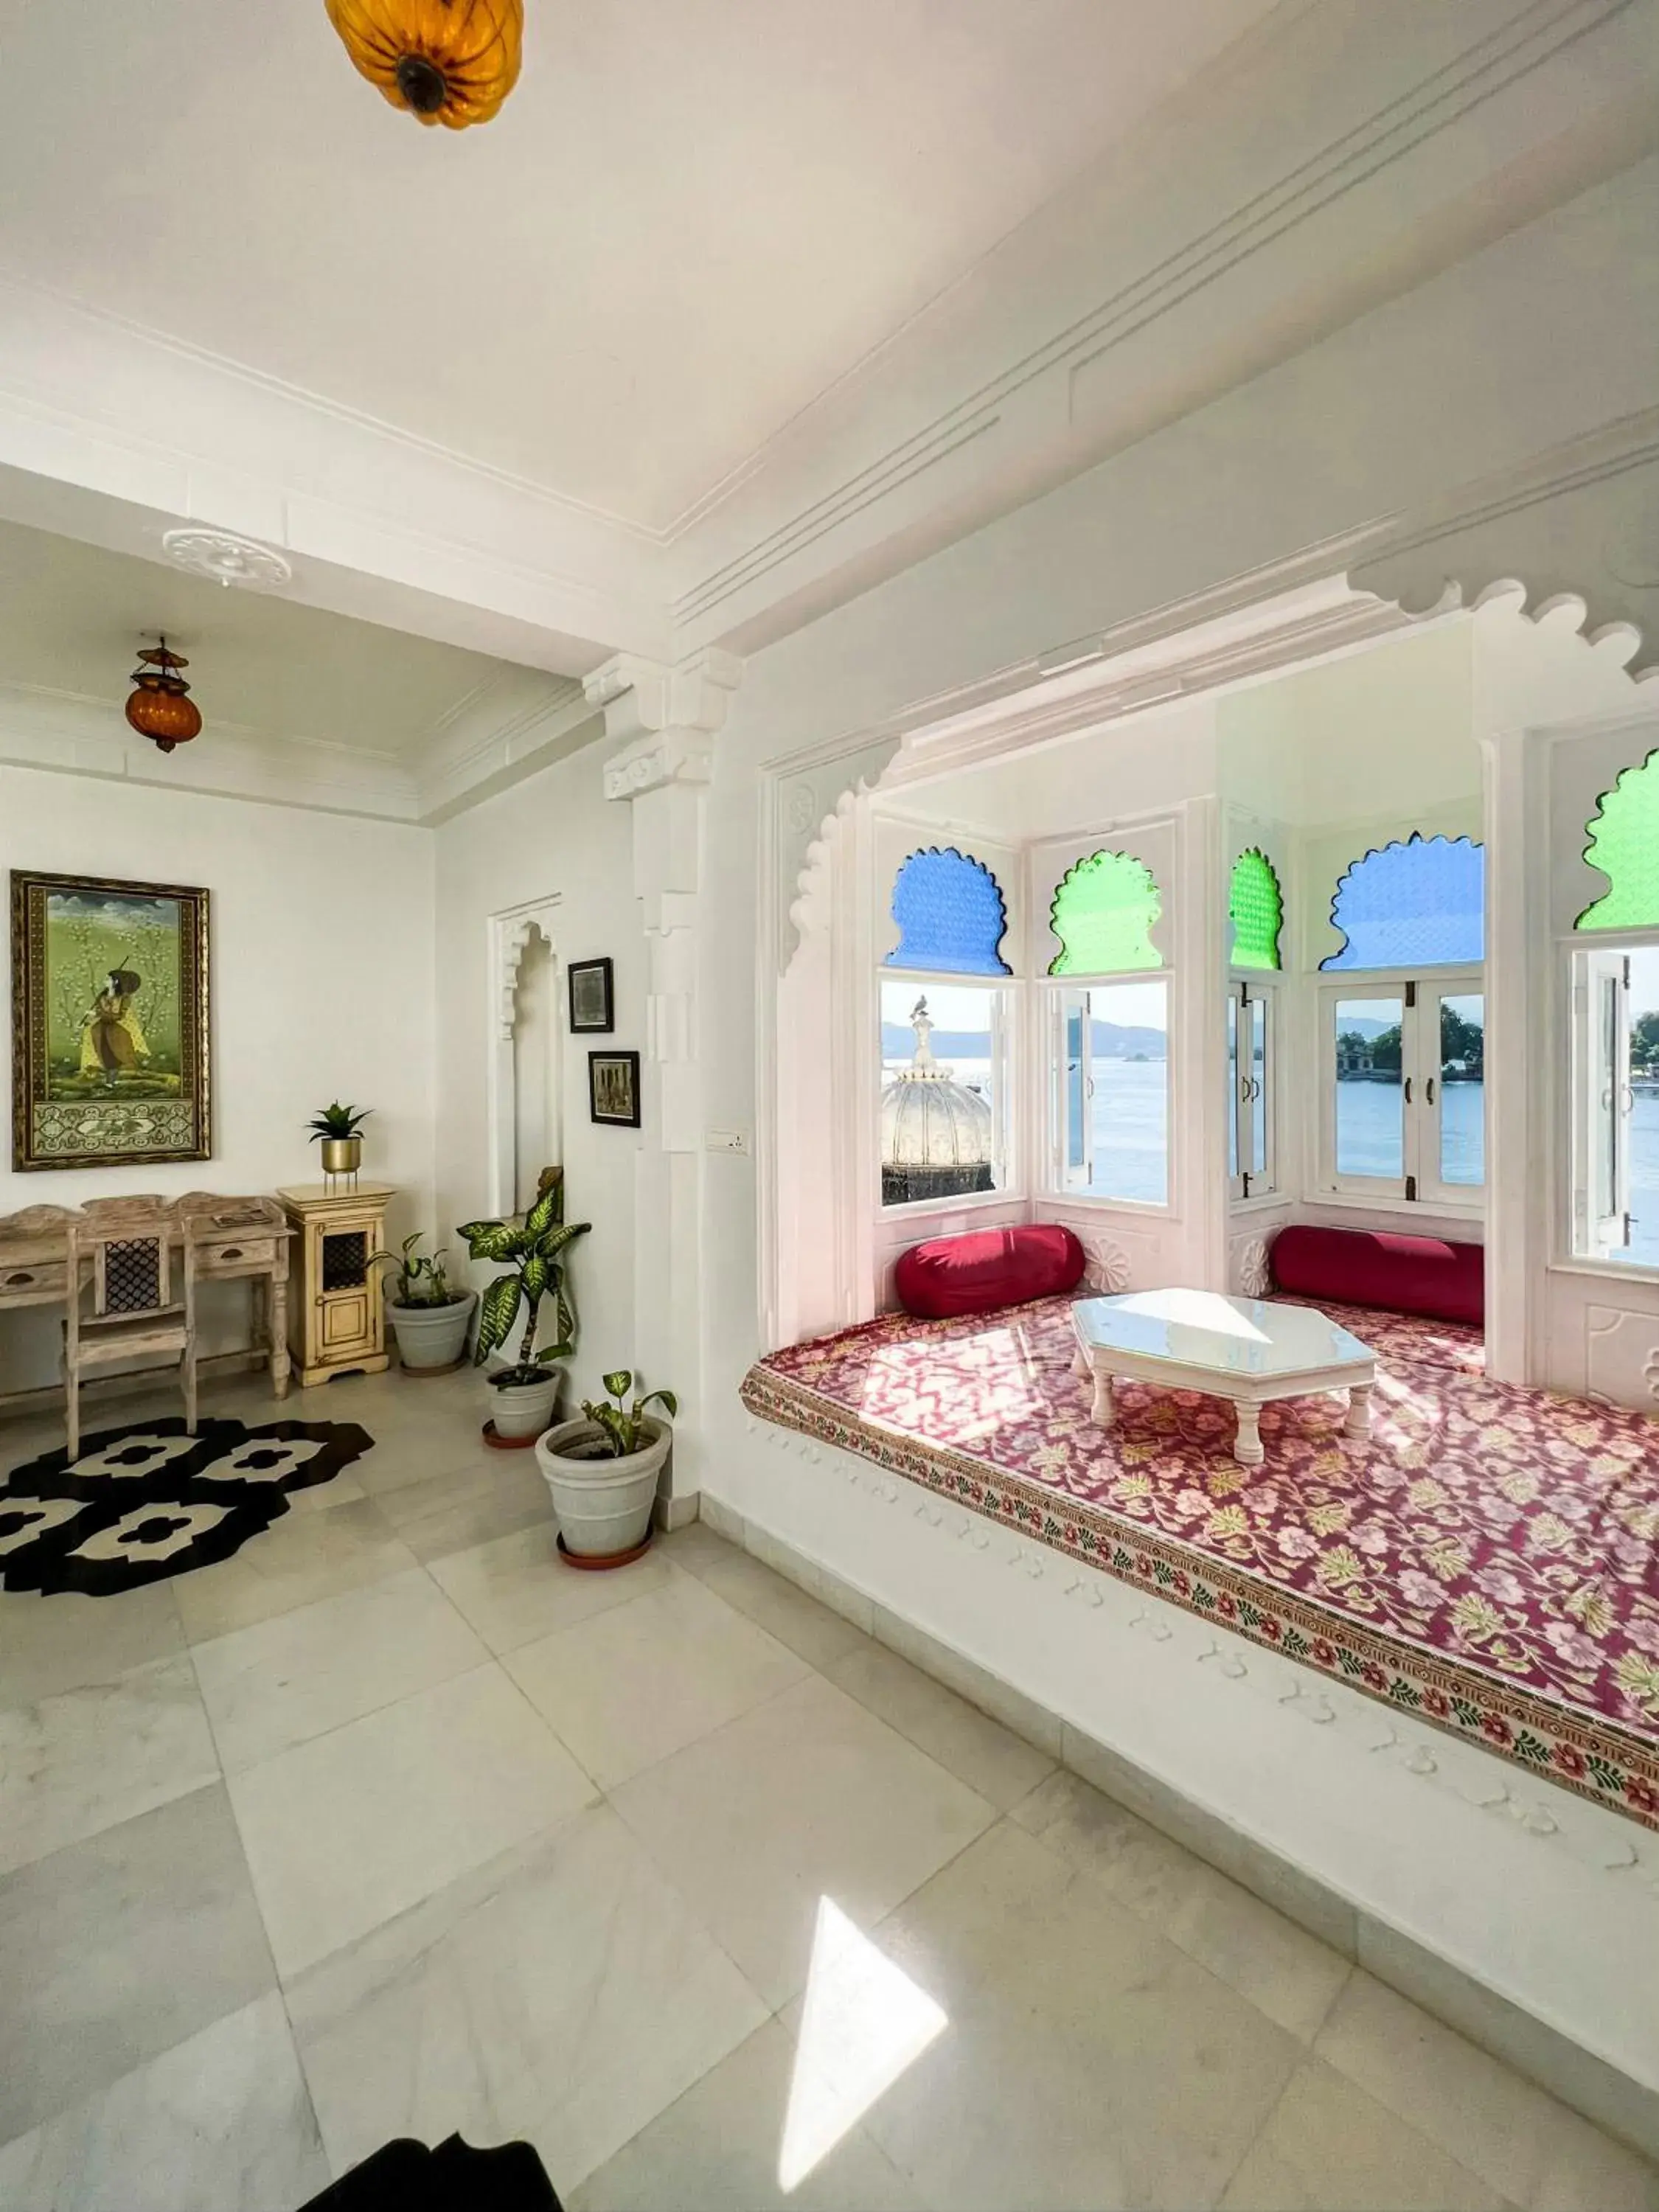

[324,0,524,129]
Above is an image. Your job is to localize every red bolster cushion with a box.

[894,1224,1087,1319]
[1270,1225,1484,1328]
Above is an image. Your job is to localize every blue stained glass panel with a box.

[1320,834,1484,971]
[885,847,1012,975]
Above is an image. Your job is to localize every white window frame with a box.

[875,969,1022,1218]
[1568,940,1657,1270]
[1043,972,1174,1214]
[1227,976,1277,1202]
[1315,968,1484,1212]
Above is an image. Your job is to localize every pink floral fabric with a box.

[742,1295,1659,1829]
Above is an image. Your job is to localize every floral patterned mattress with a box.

[740,1294,1659,1830]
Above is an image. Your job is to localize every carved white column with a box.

[586,648,742,1500]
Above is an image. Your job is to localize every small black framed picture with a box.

[588,1050,641,1127]
[568,956,615,1034]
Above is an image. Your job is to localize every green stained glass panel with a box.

[1048,851,1161,975]
[1576,748,1659,931]
[1228,848,1283,970]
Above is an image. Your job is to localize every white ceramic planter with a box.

[389,1291,476,1373]
[489,1369,563,1441]
[536,1416,671,1559]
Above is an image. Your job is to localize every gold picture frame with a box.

[10,870,212,1171]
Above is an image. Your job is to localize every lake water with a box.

[1335,1075,1484,1186]
[884,1054,1659,1269]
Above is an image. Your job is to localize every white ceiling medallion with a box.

[161,528,293,591]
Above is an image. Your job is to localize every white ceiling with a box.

[0,517,520,757]
[0,0,1280,534]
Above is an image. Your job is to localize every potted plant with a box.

[457,1171,591,1445]
[307,1101,372,1176]
[373,1233,476,1374]
[535,1369,678,1562]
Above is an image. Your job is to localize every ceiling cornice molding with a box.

[666,0,1652,645]
[0,283,672,671]
[0,272,667,549]
[413,671,600,823]
[881,580,1416,791]
[1351,404,1659,680]
[0,679,422,821]
[0,1,1646,691]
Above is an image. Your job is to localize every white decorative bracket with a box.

[585,647,742,1152]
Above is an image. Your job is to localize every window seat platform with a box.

[740,1294,1659,1831]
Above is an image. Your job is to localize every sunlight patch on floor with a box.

[778,1896,947,2192]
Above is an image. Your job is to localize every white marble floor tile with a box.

[288,1804,768,2194]
[505,1570,811,1787]
[0,1653,220,1877]
[1315,1970,1659,2211]
[171,1498,417,1643]
[665,1536,872,1671]
[856,1819,1303,2212]
[281,1470,368,1514]
[657,1520,744,1577]
[828,1641,1057,1811]
[569,2018,926,2212]
[369,1455,554,1563]
[428,1521,676,1655]
[1220,2057,1511,2211]
[0,1992,327,2212]
[191,1566,490,1772]
[610,1672,996,2008]
[0,1583,183,1707]
[0,1784,275,2147]
[1010,1769,1351,2042]
[227,1662,597,1977]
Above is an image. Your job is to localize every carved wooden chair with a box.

[63,1200,198,1461]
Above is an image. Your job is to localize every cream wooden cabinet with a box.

[278,1182,394,1388]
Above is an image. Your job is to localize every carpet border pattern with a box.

[738,1363,1659,1833]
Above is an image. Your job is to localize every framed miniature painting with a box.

[568,956,615,1034]
[10,871,212,1170]
[588,1049,641,1128]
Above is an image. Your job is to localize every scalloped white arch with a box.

[487,897,562,1218]
[782,558,1652,964]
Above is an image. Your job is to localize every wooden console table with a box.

[0,1194,294,1408]
[178,1194,294,1399]
[278,1183,394,1388]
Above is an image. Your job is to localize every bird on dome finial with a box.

[909,995,939,1071]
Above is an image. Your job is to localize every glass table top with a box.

[1072,1290,1374,1378]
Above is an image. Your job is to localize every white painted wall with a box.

[431,734,645,1413]
[0,762,436,1394]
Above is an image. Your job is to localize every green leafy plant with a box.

[580,1370,678,1458]
[372,1232,458,1309]
[457,1169,591,1386]
[307,1102,372,1142]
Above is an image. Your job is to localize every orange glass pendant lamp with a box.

[125,639,203,755]
[324,0,523,129]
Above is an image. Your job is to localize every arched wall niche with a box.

[487,897,563,1220]
[765,549,1652,1357]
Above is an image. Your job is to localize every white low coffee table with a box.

[1071,1288,1375,1466]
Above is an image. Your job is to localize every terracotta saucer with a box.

[556,1530,653,1571]
[481,1420,542,1450]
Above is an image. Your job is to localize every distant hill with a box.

[883,1020,1167,1062]
[1336,1015,1397,1040]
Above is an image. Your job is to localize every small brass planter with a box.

[319,1136,363,1175]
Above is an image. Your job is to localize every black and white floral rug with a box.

[0,1417,374,1596]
